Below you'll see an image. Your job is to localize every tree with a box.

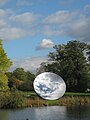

[0,73,9,91]
[86,45,90,90]
[12,68,27,81]
[8,76,23,90]
[26,71,35,81]
[18,80,34,91]
[0,40,12,91]
[36,62,47,75]
[18,71,35,91]
[87,45,90,61]
[7,68,35,91]
[43,40,90,92]
[0,40,12,73]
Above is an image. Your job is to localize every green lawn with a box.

[21,91,90,106]
[65,92,90,96]
[21,91,90,98]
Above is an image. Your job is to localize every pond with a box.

[0,105,90,120]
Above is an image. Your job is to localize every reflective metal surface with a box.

[33,72,66,100]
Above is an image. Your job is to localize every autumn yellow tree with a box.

[0,40,12,91]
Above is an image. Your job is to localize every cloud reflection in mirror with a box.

[33,72,66,100]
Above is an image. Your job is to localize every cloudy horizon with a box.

[0,0,90,73]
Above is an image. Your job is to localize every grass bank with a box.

[0,91,90,108]
[23,91,90,107]
[22,91,90,97]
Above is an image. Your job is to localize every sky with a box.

[0,0,90,73]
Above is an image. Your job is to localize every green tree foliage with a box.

[36,62,47,75]
[12,68,27,81]
[0,92,24,108]
[18,80,34,91]
[7,68,35,91]
[26,71,35,81]
[41,40,90,92]
[0,40,12,91]
[0,73,9,91]
[86,45,90,90]
[87,45,90,61]
[18,71,35,91]
[0,40,12,73]
[8,76,23,90]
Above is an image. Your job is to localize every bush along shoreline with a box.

[25,96,90,107]
[0,91,25,109]
[0,91,90,109]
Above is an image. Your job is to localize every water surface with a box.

[0,105,90,120]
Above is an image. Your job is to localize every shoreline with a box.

[25,95,90,107]
[0,92,90,109]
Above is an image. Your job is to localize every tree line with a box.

[0,39,35,92]
[0,39,90,93]
[6,68,35,91]
[38,40,90,92]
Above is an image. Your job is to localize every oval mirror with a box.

[33,72,66,100]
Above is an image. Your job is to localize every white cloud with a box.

[84,4,90,12]
[0,20,7,28]
[0,4,90,43]
[0,0,8,5]
[36,39,54,50]
[10,12,39,26]
[0,9,39,40]
[44,10,73,24]
[43,7,90,42]
[0,27,30,40]
[9,57,48,73]
[42,10,78,36]
[42,25,64,36]
[0,9,7,17]
[68,16,90,42]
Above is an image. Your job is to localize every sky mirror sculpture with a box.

[33,72,66,100]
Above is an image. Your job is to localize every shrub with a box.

[0,91,25,108]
